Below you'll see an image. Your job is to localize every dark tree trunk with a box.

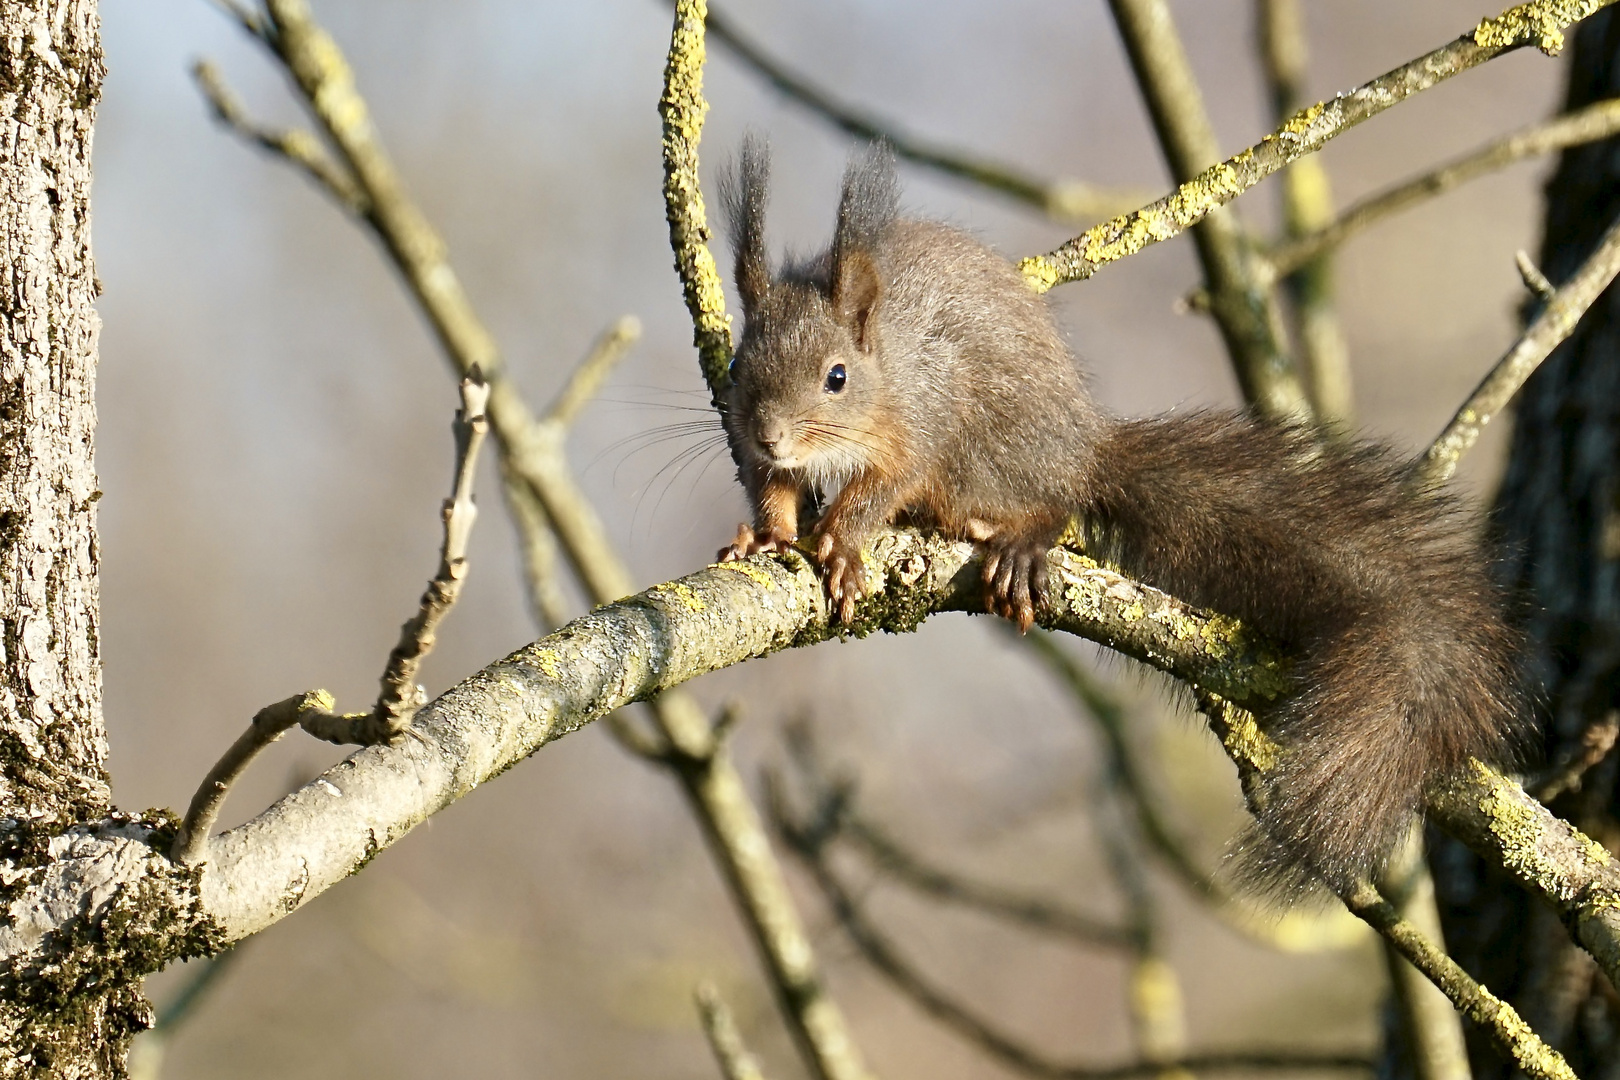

[1429,13,1620,1078]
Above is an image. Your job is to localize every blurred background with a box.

[102,1,1566,1076]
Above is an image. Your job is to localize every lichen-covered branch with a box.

[697,1,1148,225]
[1341,881,1579,1080]
[1266,94,1620,280]
[1018,0,1620,295]
[661,0,734,396]
[206,7,874,1080]
[1106,0,1306,419]
[1417,203,1620,486]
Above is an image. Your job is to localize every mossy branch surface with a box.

[1018,0,1620,295]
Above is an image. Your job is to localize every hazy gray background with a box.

[101,1,1562,1076]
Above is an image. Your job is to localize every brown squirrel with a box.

[713,139,1526,896]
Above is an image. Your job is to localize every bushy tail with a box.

[1082,412,1526,896]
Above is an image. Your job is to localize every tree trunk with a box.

[1431,12,1620,1078]
[0,1,134,1075]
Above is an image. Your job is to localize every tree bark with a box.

[0,1,126,1075]
[1431,12,1620,1078]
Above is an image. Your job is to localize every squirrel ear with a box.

[833,248,883,351]
[720,135,772,317]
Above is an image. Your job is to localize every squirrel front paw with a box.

[719,522,797,562]
[982,537,1051,634]
[814,531,867,624]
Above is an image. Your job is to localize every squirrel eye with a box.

[728,355,739,381]
[825,363,847,394]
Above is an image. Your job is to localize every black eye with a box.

[728,355,738,382]
[825,363,847,393]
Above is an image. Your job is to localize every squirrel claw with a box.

[814,533,866,624]
[719,523,797,562]
[982,539,1049,634]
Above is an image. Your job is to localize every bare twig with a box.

[205,6,874,1079]
[1107,0,1306,419]
[768,768,1375,1080]
[697,1,1148,225]
[1341,881,1577,1080]
[171,690,334,865]
[544,315,641,428]
[1019,0,1620,295]
[697,982,771,1080]
[1517,248,1559,301]
[1257,0,1353,424]
[837,811,1133,950]
[1532,711,1620,801]
[190,60,365,214]
[1418,205,1620,486]
[1267,96,1620,280]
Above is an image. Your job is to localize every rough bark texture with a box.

[1430,12,1620,1078]
[0,0,106,823]
[0,1,121,1075]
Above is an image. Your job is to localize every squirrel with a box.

[712,139,1526,897]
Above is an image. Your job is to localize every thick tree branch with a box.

[696,1,1148,226]
[1018,0,1620,295]
[205,6,876,1078]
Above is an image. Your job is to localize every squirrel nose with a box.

[757,420,789,453]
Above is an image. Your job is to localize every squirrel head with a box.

[719,138,899,489]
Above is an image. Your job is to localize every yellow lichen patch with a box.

[1280,101,1327,138]
[653,581,707,612]
[1018,255,1062,294]
[1581,832,1614,867]
[714,560,775,589]
[1472,759,1549,880]
[1215,702,1280,773]
[533,648,561,679]
[1474,0,1607,56]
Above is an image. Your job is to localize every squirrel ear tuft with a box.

[829,142,896,352]
[720,133,772,316]
[834,249,882,352]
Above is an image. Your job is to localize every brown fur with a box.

[714,143,1527,895]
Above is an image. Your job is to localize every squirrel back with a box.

[716,141,1527,895]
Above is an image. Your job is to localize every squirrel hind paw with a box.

[982,539,1050,634]
[814,533,868,624]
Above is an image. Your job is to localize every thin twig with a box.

[204,0,269,38]
[838,812,1134,950]
[1517,249,1559,301]
[211,6,874,1079]
[697,982,771,1080]
[544,315,641,428]
[171,690,334,865]
[1532,711,1620,801]
[697,1,1148,225]
[1106,0,1305,419]
[1418,204,1620,486]
[1257,0,1354,424]
[768,768,1375,1080]
[1266,95,1620,280]
[1019,0,1620,295]
[191,60,366,214]
[1340,881,1578,1080]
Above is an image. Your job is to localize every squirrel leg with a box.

[812,468,908,624]
[981,518,1066,633]
[719,468,801,561]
